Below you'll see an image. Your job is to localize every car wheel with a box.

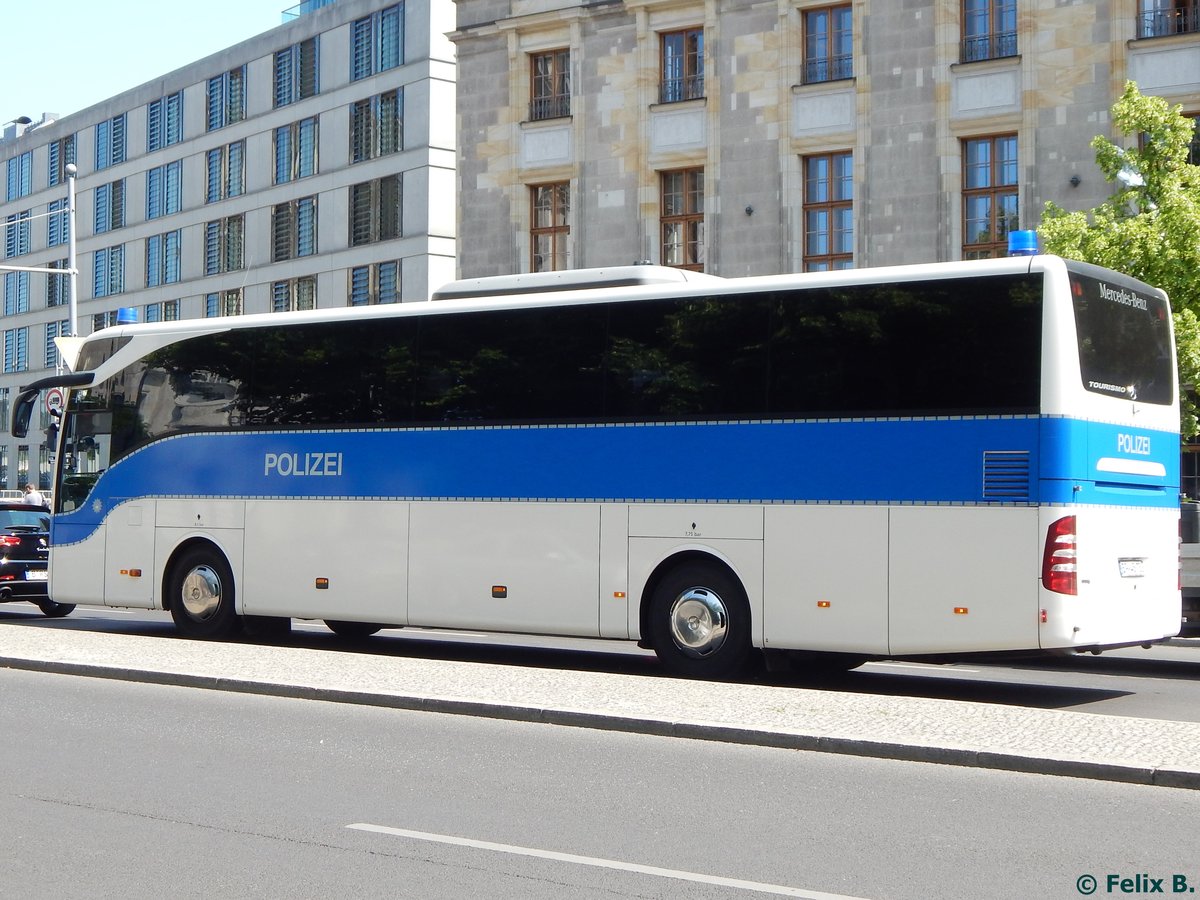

[36,599,76,618]
[168,546,240,639]
[648,560,754,679]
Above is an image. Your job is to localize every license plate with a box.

[1118,558,1145,578]
[24,570,47,582]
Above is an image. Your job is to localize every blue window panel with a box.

[349,266,370,305]
[379,4,402,71]
[48,141,59,187]
[146,235,163,288]
[351,18,372,80]
[204,222,220,275]
[165,161,182,214]
[297,118,317,177]
[379,261,398,303]
[165,230,180,284]
[274,125,293,184]
[206,293,218,317]
[94,250,108,298]
[206,149,221,202]
[228,142,244,197]
[47,200,66,247]
[45,321,60,368]
[274,47,294,108]
[207,76,224,131]
[297,197,316,256]
[272,281,291,312]
[147,99,162,152]
[147,168,163,219]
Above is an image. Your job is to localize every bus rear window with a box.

[1070,272,1173,405]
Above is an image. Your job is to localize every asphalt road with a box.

[5,602,1200,723]
[3,665,1199,900]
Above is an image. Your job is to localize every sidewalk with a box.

[3,623,1200,790]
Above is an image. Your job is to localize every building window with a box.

[661,168,704,271]
[4,211,30,258]
[0,443,7,489]
[205,216,244,275]
[804,6,853,83]
[145,231,181,287]
[1138,0,1199,37]
[274,36,319,107]
[46,260,68,308]
[6,152,31,201]
[206,141,246,202]
[92,310,120,332]
[146,161,183,219]
[348,261,400,305]
[206,289,243,317]
[272,197,318,262]
[272,276,317,312]
[531,183,570,272]
[351,3,404,81]
[45,320,68,369]
[963,134,1019,259]
[660,28,704,103]
[530,50,570,120]
[803,152,854,271]
[143,300,179,323]
[1189,115,1200,166]
[962,0,1017,62]
[48,135,75,188]
[147,92,183,152]
[349,175,401,246]
[95,114,127,170]
[275,118,318,183]
[94,180,125,234]
[3,272,30,315]
[47,199,68,247]
[3,328,28,373]
[93,245,125,298]
[207,66,246,131]
[350,92,401,163]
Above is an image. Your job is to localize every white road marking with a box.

[346,823,872,899]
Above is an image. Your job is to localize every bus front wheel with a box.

[648,561,753,679]
[36,599,76,618]
[168,546,240,639]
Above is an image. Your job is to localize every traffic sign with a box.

[45,388,64,415]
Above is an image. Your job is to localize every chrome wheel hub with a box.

[181,565,222,621]
[668,587,729,658]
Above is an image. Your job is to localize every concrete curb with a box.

[4,653,1198,791]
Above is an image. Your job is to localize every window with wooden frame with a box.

[530,50,570,121]
[530,183,570,272]
[961,0,1017,62]
[660,168,704,271]
[962,134,1018,259]
[660,28,704,103]
[804,5,853,83]
[803,151,853,271]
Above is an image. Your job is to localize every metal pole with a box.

[66,163,78,337]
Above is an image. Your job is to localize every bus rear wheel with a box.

[169,546,240,639]
[648,561,753,679]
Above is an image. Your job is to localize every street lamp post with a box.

[66,163,78,338]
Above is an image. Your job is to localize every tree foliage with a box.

[1038,81,1200,436]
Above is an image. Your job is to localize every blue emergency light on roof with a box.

[116,307,138,324]
[1007,230,1038,257]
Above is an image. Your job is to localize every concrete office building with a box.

[450,0,1198,279]
[0,0,456,490]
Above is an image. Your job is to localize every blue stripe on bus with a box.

[51,416,1180,546]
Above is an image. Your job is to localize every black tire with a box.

[168,545,240,639]
[324,620,383,639]
[36,599,76,618]
[647,561,754,679]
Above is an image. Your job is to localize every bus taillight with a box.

[1042,516,1078,595]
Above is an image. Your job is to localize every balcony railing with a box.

[1138,4,1200,37]
[659,74,705,105]
[529,94,571,122]
[961,31,1018,63]
[804,54,854,84]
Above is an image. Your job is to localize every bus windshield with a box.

[1071,270,1173,405]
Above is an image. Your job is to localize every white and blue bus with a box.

[12,256,1181,677]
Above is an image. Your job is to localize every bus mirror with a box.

[11,389,37,439]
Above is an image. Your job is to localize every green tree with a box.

[1039,81,1200,436]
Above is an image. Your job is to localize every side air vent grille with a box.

[983,450,1031,501]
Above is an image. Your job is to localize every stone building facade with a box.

[451,0,1199,278]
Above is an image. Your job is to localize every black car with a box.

[0,503,74,618]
